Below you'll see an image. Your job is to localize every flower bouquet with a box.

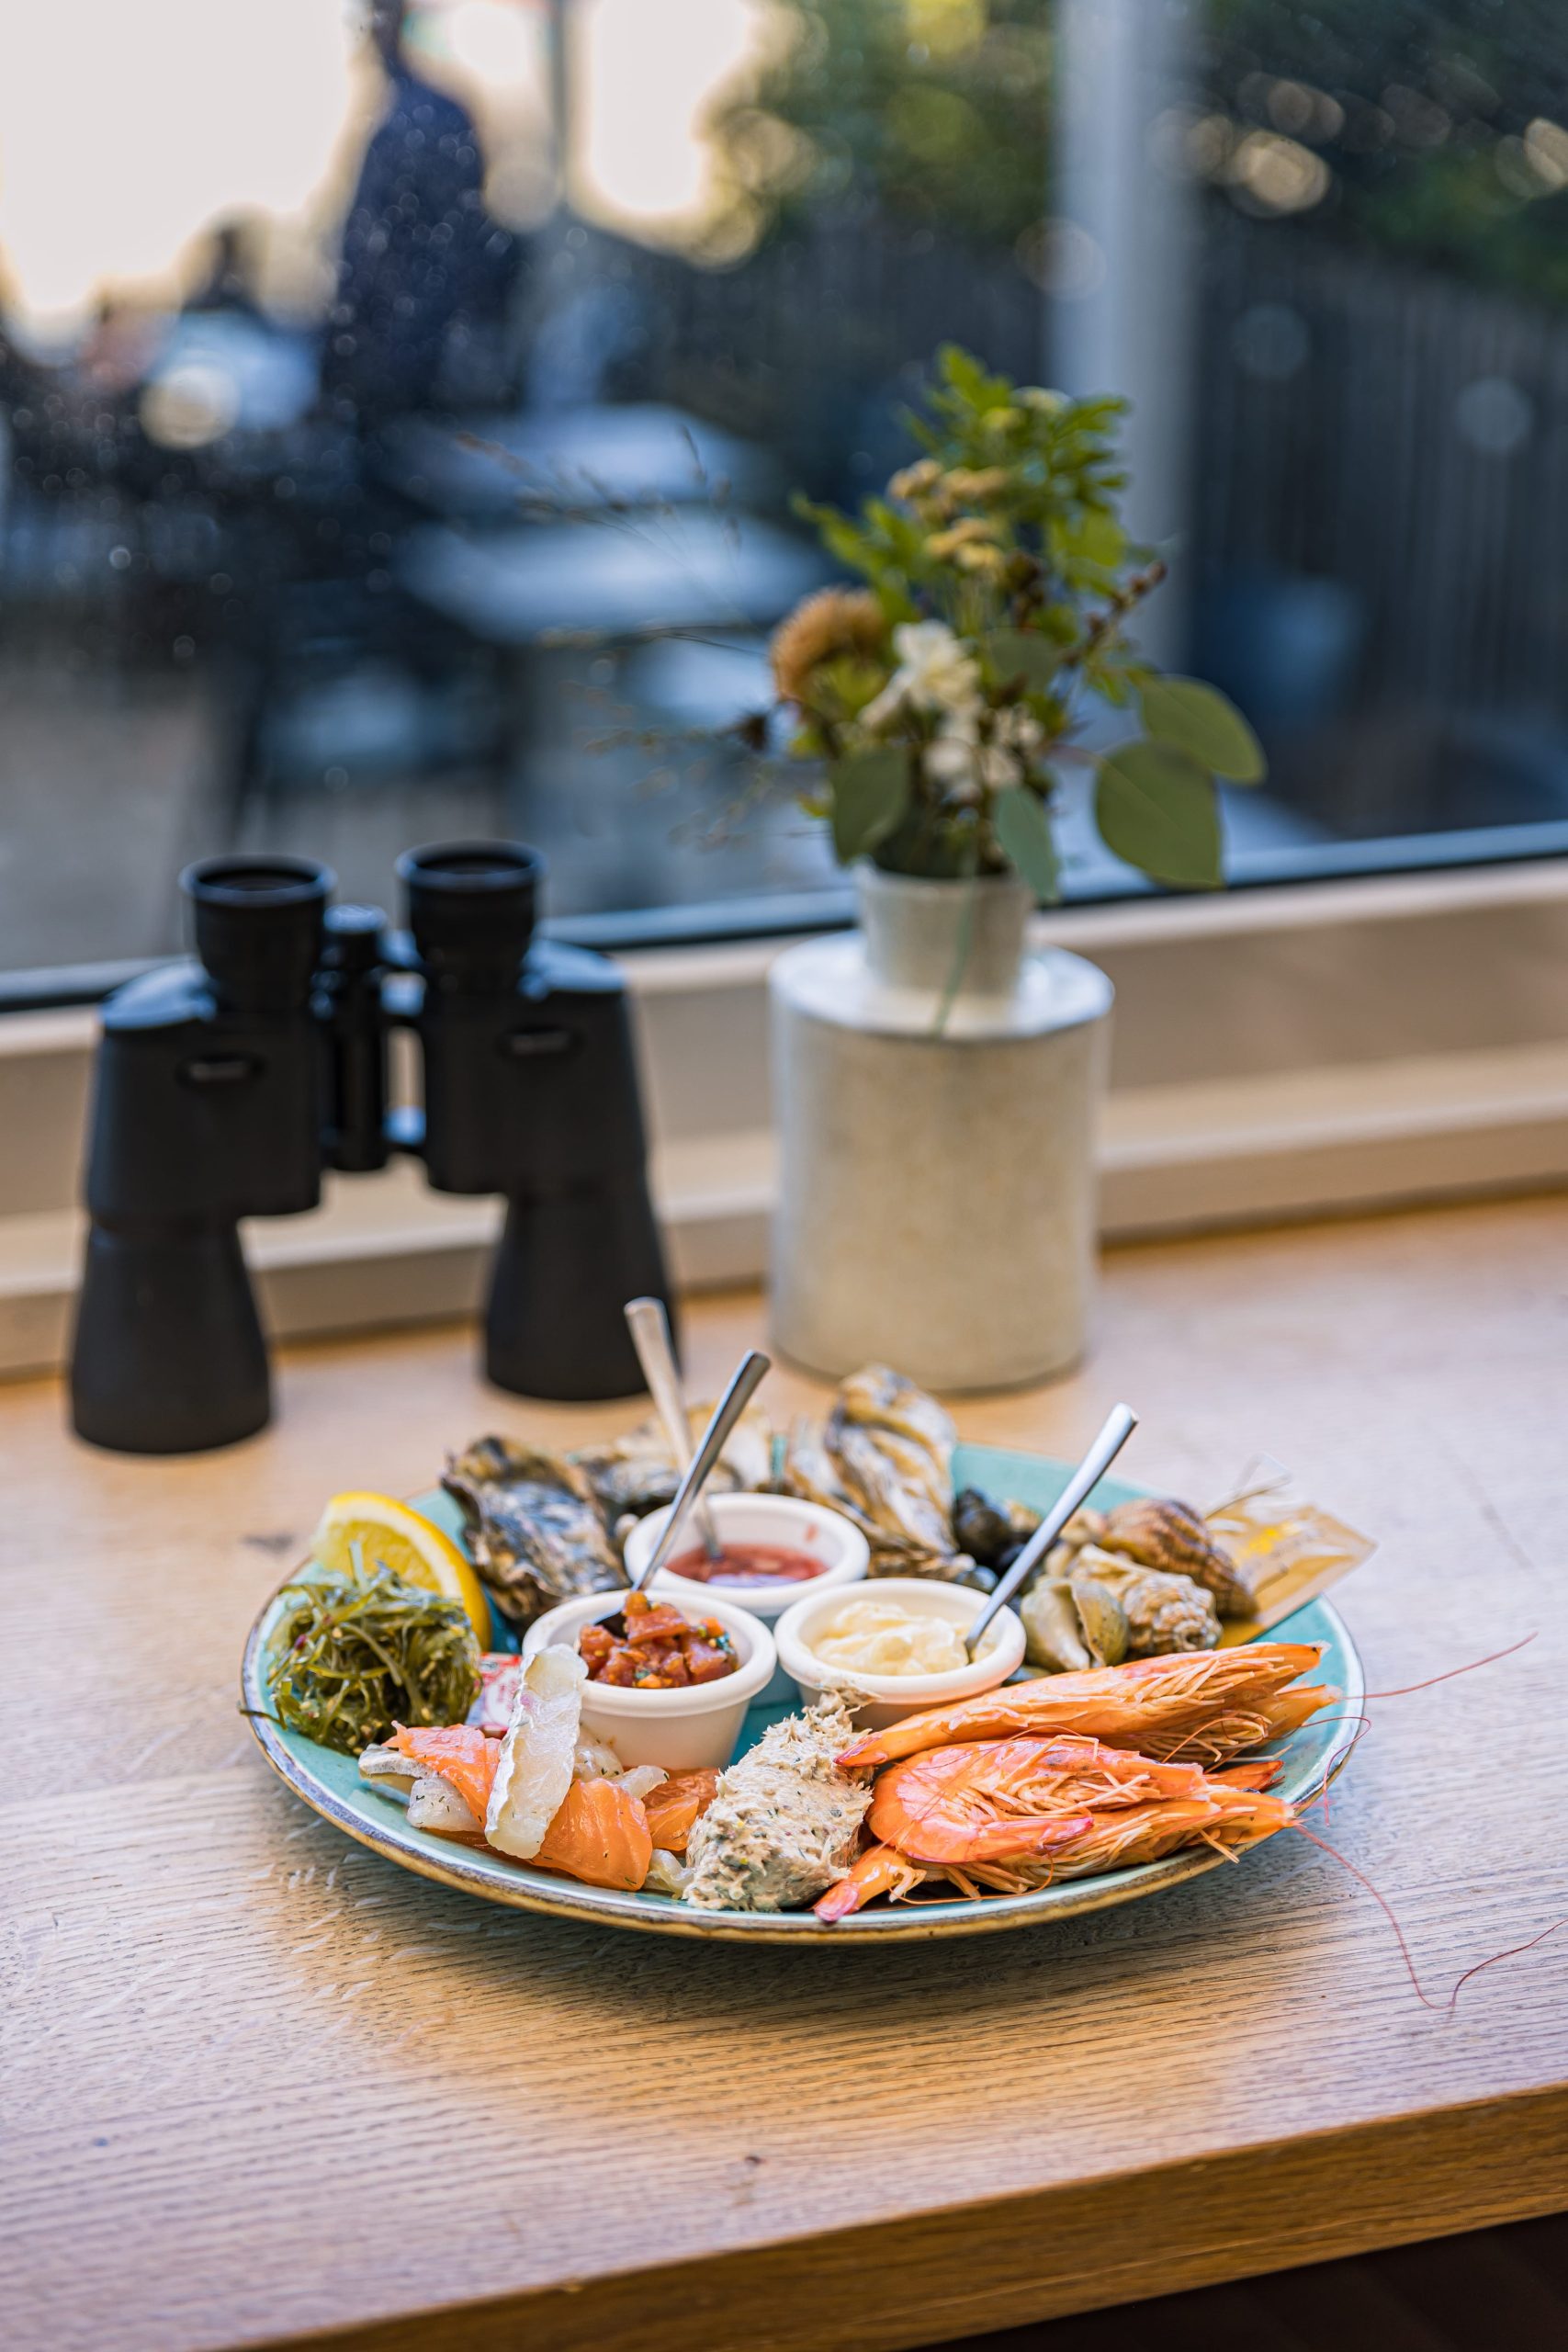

[768,346,1265,895]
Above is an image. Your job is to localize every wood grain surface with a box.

[5,1196,1568,2352]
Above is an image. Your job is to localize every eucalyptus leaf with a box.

[829,746,910,864]
[1138,676,1265,783]
[1095,741,1221,889]
[992,785,1060,901]
[981,628,1061,690]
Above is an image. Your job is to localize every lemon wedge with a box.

[311,1491,491,1645]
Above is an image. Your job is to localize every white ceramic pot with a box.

[773,1575,1026,1732]
[625,1491,869,1703]
[769,865,1113,1390]
[521,1590,776,1772]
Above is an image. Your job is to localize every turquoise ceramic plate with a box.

[242,1442,1363,1944]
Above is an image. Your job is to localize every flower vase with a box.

[768,866,1113,1390]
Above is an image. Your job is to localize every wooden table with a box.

[6,1196,1568,2352]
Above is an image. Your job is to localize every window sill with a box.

[4,858,1567,1380]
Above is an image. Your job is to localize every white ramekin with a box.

[624,1491,869,1703]
[521,1588,776,1772]
[773,1575,1025,1731]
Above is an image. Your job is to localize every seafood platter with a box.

[242,1366,1372,1943]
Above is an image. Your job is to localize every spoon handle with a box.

[632,1349,772,1594]
[625,1296,723,1558]
[965,1403,1139,1657]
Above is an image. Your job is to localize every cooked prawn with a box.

[867,1736,1211,1864]
[814,1843,931,1921]
[837,1643,1331,1769]
[951,1786,1294,1894]
[817,1731,1298,1918]
[535,1777,653,1892]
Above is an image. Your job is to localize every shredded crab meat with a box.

[682,1692,873,1914]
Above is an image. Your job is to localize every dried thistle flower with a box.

[770,588,887,706]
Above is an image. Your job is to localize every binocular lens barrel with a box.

[183,856,333,1012]
[397,840,540,986]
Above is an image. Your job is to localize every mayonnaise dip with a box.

[808,1594,967,1677]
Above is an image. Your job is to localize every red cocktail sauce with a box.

[666,1542,825,1589]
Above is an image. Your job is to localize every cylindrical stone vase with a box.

[768,866,1113,1390]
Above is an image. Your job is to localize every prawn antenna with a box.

[1290,1819,1563,2014]
[1362,1630,1536,1700]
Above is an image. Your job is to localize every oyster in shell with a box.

[814,1365,985,1583]
[442,1437,623,1626]
[570,1401,772,1524]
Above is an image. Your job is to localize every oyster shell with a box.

[570,1401,772,1524]
[816,1365,986,1583]
[775,1414,985,1583]
[442,1437,623,1626]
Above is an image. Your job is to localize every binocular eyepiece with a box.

[183,854,334,1012]
[71,839,671,1453]
[182,842,545,1002]
[396,840,540,988]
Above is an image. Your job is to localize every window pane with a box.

[3,2,1566,983]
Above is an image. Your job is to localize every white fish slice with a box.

[486,1645,587,1859]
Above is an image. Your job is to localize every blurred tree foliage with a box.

[1202,0,1568,303]
[713,0,1568,305]
[716,0,1053,249]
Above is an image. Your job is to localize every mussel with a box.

[953,1487,1042,1571]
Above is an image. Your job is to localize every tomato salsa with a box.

[578,1591,739,1689]
[666,1542,825,1589]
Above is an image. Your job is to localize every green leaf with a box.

[1095,741,1222,889]
[1138,677,1266,784]
[980,628,1061,690]
[992,786,1061,902]
[1059,507,1127,568]
[829,746,910,864]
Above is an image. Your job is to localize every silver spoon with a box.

[631,1348,772,1595]
[964,1403,1139,1658]
[625,1295,724,1563]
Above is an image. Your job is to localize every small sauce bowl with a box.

[773,1575,1025,1731]
[625,1492,869,1704]
[521,1589,776,1773]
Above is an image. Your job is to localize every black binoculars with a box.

[70,842,672,1453]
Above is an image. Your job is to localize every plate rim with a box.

[240,1458,1365,1946]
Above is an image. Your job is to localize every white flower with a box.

[925,702,1043,797]
[862,620,981,731]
